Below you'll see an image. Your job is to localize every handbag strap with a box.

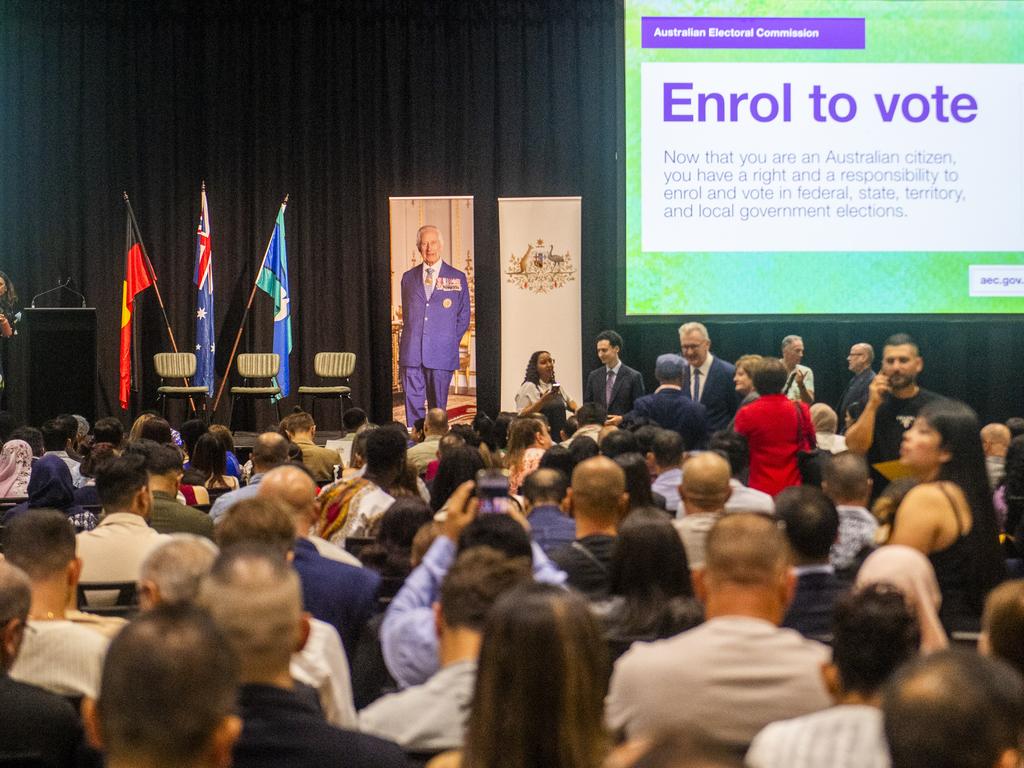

[794,401,809,451]
[790,403,815,450]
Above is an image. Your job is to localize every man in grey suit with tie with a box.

[582,330,645,426]
[679,321,741,432]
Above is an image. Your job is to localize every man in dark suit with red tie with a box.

[398,225,471,427]
[582,330,645,425]
[678,321,741,432]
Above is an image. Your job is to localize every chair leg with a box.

[228,394,236,431]
[274,398,282,423]
[159,394,166,419]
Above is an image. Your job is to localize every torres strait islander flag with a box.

[119,221,154,409]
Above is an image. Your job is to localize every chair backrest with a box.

[77,581,138,608]
[314,351,356,378]
[154,352,197,378]
[237,353,280,379]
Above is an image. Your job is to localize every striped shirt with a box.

[746,705,889,768]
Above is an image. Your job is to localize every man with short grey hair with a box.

[782,335,814,404]
[199,547,406,768]
[838,342,875,432]
[677,321,740,431]
[138,535,219,611]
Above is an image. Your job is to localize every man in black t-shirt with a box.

[845,333,944,497]
[551,456,628,600]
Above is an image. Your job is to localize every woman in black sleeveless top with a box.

[890,400,1004,633]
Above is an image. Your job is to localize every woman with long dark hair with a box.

[890,399,1005,632]
[430,445,485,512]
[613,452,657,511]
[432,583,609,768]
[189,432,238,490]
[995,434,1024,536]
[594,508,703,661]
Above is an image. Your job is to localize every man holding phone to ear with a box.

[845,333,944,496]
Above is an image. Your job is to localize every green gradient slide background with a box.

[624,1,1024,315]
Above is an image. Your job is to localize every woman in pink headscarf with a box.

[0,439,33,497]
[855,544,948,653]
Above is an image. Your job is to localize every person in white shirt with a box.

[782,335,815,404]
[747,584,920,768]
[708,431,775,516]
[4,509,108,698]
[811,403,847,454]
[673,452,731,570]
[77,454,168,601]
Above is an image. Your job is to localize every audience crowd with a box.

[1,326,1023,768]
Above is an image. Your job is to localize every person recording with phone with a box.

[379,476,567,690]
[515,350,577,441]
[845,333,945,497]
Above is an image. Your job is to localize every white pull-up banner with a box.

[498,197,582,421]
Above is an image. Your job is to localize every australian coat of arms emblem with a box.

[505,239,576,294]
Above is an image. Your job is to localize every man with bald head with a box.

[255,466,380,660]
[982,422,1012,490]
[673,451,732,570]
[210,431,290,524]
[838,342,875,433]
[407,407,449,474]
[550,456,628,600]
[607,514,831,751]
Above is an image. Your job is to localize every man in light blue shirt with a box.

[649,429,684,515]
[210,432,289,524]
[381,482,566,689]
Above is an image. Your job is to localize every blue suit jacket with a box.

[782,570,848,641]
[398,260,470,371]
[683,356,740,432]
[626,388,709,450]
[292,538,380,661]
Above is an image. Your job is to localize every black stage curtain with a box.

[1,0,1020,426]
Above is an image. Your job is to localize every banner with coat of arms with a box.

[499,197,582,416]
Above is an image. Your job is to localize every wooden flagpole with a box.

[211,194,289,414]
[122,192,196,411]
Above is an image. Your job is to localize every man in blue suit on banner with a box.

[399,224,470,426]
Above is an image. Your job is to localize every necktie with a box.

[605,368,616,408]
[692,368,701,402]
[424,267,435,301]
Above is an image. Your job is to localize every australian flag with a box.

[193,183,215,395]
